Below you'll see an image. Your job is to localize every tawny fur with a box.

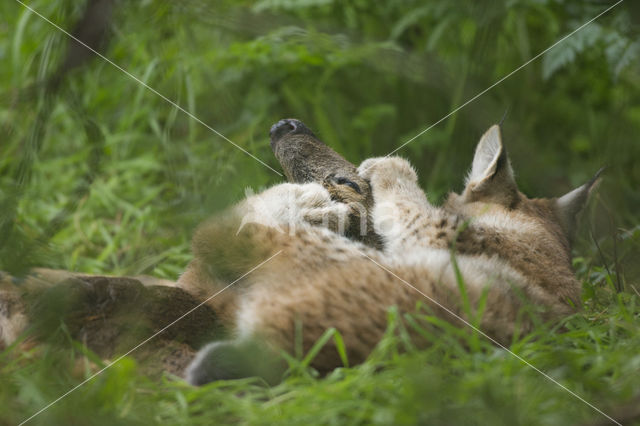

[179,125,597,377]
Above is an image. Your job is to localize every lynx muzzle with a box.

[270,119,382,248]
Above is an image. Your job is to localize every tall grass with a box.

[1,0,639,424]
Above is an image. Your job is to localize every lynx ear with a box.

[555,168,604,237]
[464,125,517,204]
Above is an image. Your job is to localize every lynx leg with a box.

[0,287,28,350]
[358,157,433,253]
[185,339,286,385]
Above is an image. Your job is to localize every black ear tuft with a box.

[554,167,604,238]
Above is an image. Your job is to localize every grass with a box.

[1,285,639,425]
[1,0,639,425]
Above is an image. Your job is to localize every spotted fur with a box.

[181,125,599,385]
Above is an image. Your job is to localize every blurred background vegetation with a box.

[1,0,639,424]
[1,0,639,283]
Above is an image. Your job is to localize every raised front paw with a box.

[237,182,350,233]
[357,157,418,191]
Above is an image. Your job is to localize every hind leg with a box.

[185,339,286,385]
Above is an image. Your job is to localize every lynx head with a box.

[445,125,600,306]
[449,125,601,246]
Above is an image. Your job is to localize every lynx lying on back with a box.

[179,124,598,385]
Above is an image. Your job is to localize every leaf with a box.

[613,40,640,79]
[390,6,431,41]
[542,23,603,80]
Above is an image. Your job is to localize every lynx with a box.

[181,120,600,385]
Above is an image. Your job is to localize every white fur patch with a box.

[235,296,261,340]
[236,183,350,235]
[470,209,538,235]
[0,308,27,348]
[392,247,531,293]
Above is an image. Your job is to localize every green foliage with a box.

[2,289,639,425]
[1,0,639,424]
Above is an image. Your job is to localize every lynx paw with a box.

[237,183,350,232]
[0,288,28,350]
[186,340,285,386]
[358,157,417,191]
